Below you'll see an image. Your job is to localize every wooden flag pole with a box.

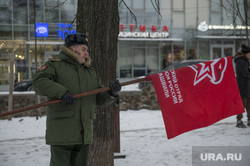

[0,77,147,118]
[0,53,246,118]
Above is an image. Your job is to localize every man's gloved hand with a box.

[61,91,75,105]
[109,80,121,97]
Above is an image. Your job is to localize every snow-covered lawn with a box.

[0,110,249,166]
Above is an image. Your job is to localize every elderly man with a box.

[33,33,121,166]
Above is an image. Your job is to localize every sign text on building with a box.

[119,24,169,38]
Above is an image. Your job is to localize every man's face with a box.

[73,45,89,64]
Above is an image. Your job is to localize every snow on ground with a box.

[0,110,249,166]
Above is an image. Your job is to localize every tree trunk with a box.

[76,1,119,166]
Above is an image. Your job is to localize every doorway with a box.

[210,45,235,60]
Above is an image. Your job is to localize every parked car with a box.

[164,59,207,71]
[14,79,33,91]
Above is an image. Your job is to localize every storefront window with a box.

[15,39,28,81]
[28,42,45,77]
[119,42,132,78]
[0,38,11,85]
[133,48,146,77]
[173,42,184,61]
[0,62,9,85]
[161,42,172,69]
[186,40,197,60]
[147,47,158,73]
[14,26,28,37]
[118,41,160,79]
[199,40,210,60]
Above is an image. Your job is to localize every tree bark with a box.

[76,1,119,166]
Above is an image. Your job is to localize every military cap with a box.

[64,33,88,47]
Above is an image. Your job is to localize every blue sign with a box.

[35,23,49,37]
[57,23,76,40]
[57,29,77,40]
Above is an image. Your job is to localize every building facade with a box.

[0,0,249,90]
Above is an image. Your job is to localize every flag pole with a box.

[0,53,246,118]
[0,77,147,118]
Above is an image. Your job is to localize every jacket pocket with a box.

[51,109,74,119]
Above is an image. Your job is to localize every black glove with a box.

[61,91,75,105]
[109,80,121,97]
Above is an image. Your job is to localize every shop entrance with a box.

[210,45,235,60]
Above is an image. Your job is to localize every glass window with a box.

[199,40,210,60]
[186,41,197,60]
[147,48,158,74]
[132,0,145,10]
[119,0,131,24]
[161,42,174,69]
[212,47,222,59]
[61,3,76,23]
[14,26,28,38]
[210,13,221,25]
[0,7,11,24]
[45,0,59,7]
[185,0,197,28]
[45,9,59,23]
[224,47,233,57]
[197,0,209,24]
[119,42,132,78]
[173,42,184,61]
[173,13,184,28]
[29,0,43,23]
[0,61,10,85]
[0,0,11,6]
[29,43,46,77]
[133,48,146,77]
[211,0,221,12]
[211,40,222,45]
[0,39,13,58]
[173,0,184,12]
[14,40,27,79]
[145,11,159,25]
[223,40,234,44]
[133,11,145,25]
[13,0,27,24]
[133,42,145,47]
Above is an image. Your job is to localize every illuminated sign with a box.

[198,21,250,31]
[119,24,169,38]
[57,23,76,40]
[35,23,49,37]
[34,23,77,39]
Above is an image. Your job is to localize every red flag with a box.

[146,57,244,139]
